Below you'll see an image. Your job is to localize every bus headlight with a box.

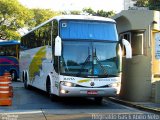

[108,82,120,88]
[61,81,77,87]
[108,82,121,94]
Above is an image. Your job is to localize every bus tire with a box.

[94,97,103,104]
[22,72,25,82]
[24,73,30,89]
[46,78,58,101]
[10,70,17,81]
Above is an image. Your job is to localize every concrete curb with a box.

[108,97,160,114]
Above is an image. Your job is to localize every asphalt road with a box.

[0,82,159,120]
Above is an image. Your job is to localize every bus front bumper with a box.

[59,85,117,97]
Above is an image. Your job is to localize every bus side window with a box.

[0,47,5,56]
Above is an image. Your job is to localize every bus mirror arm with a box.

[122,39,132,59]
[55,36,62,56]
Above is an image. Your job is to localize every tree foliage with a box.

[0,0,59,39]
[61,10,81,15]
[31,9,60,26]
[148,0,160,10]
[61,8,115,18]
[83,8,96,15]
[70,10,81,15]
[134,0,160,11]
[0,0,34,40]
[133,0,149,7]
[83,8,115,17]
[96,10,115,18]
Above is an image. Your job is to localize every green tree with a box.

[32,9,60,26]
[133,0,149,7]
[0,0,34,40]
[61,10,81,15]
[133,0,160,11]
[70,10,81,15]
[83,8,96,15]
[148,0,160,10]
[83,8,115,18]
[97,10,115,17]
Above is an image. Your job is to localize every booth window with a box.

[120,31,144,56]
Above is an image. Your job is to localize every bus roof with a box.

[53,15,116,22]
[0,40,20,46]
[23,15,116,37]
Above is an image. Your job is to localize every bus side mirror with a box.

[122,39,132,59]
[55,36,62,56]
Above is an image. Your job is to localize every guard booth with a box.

[113,10,160,102]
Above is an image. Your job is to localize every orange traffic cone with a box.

[0,98,12,106]
[3,72,12,81]
[0,73,12,106]
[3,72,13,97]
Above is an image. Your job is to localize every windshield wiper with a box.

[77,54,91,76]
[93,49,108,75]
[77,48,108,77]
[77,47,91,76]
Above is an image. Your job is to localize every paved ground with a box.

[109,97,160,114]
[0,81,159,120]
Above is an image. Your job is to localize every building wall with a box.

[113,10,160,102]
[113,10,155,33]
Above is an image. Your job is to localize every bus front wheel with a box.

[46,79,58,101]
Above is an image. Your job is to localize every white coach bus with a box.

[20,15,132,103]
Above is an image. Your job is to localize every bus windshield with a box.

[0,45,19,58]
[60,41,120,77]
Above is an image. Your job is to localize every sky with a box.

[19,0,124,13]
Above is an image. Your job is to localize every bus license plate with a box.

[87,91,97,95]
